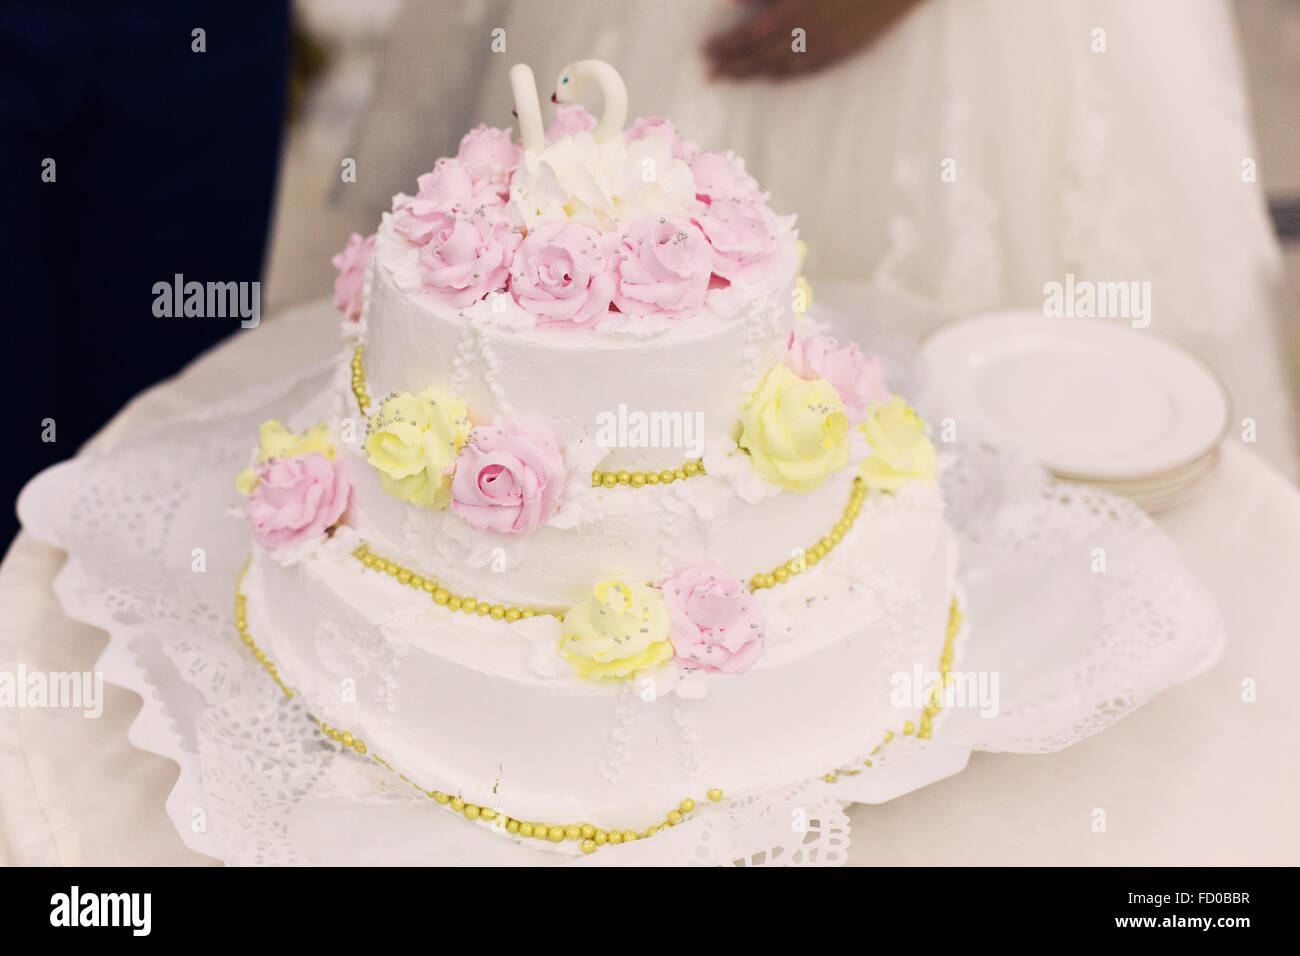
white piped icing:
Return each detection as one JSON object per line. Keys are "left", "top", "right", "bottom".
{"left": 447, "top": 316, "right": 478, "bottom": 399}
{"left": 671, "top": 696, "right": 710, "bottom": 779}
{"left": 598, "top": 682, "right": 639, "bottom": 785}
{"left": 473, "top": 322, "right": 513, "bottom": 419}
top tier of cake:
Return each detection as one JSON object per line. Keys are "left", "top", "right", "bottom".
{"left": 335, "top": 61, "right": 801, "bottom": 468}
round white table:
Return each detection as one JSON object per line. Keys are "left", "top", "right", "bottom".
{"left": 2, "top": 301, "right": 1298, "bottom": 866}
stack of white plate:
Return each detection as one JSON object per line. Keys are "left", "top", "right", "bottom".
{"left": 920, "top": 312, "right": 1231, "bottom": 512}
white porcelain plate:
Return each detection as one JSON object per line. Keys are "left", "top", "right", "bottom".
{"left": 921, "top": 312, "right": 1231, "bottom": 480}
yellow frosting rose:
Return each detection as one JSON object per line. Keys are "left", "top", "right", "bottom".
{"left": 560, "top": 579, "right": 673, "bottom": 681}
{"left": 235, "top": 420, "right": 334, "bottom": 494}
{"left": 364, "top": 388, "right": 471, "bottom": 508}
{"left": 857, "top": 397, "right": 937, "bottom": 492}
{"left": 738, "top": 364, "right": 850, "bottom": 493}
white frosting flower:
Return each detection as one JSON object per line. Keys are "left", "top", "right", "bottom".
{"left": 609, "top": 135, "right": 700, "bottom": 224}
{"left": 509, "top": 131, "right": 697, "bottom": 232}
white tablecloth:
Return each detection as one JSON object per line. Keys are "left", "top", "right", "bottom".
{"left": 3, "top": 301, "right": 1298, "bottom": 866}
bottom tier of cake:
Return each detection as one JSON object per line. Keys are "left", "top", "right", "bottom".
{"left": 239, "top": 481, "right": 958, "bottom": 842}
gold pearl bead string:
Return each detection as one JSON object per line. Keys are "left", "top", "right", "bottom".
{"left": 749, "top": 477, "right": 866, "bottom": 592}
{"left": 236, "top": 561, "right": 371, "bottom": 755}
{"left": 820, "top": 598, "right": 962, "bottom": 783}
{"left": 917, "top": 599, "right": 962, "bottom": 740}
{"left": 349, "top": 476, "right": 869, "bottom": 629}
{"left": 350, "top": 344, "right": 707, "bottom": 490}
{"left": 590, "top": 459, "right": 706, "bottom": 488}
{"left": 234, "top": 571, "right": 295, "bottom": 699}
{"left": 351, "top": 543, "right": 563, "bottom": 623}
{"left": 417, "top": 788, "right": 727, "bottom": 855}
{"left": 350, "top": 344, "right": 372, "bottom": 417}
{"left": 235, "top": 558, "right": 724, "bottom": 854}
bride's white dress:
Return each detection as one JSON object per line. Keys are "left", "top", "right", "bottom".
{"left": 346, "top": 0, "right": 1292, "bottom": 473}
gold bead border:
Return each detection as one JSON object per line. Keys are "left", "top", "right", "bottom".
{"left": 348, "top": 475, "right": 868, "bottom": 626}
{"left": 591, "top": 459, "right": 705, "bottom": 488}
{"left": 349, "top": 344, "right": 706, "bottom": 490}
{"left": 234, "top": 558, "right": 724, "bottom": 855}
{"left": 749, "top": 477, "right": 865, "bottom": 592}
{"left": 351, "top": 542, "right": 564, "bottom": 623}
{"left": 820, "top": 597, "right": 963, "bottom": 783}
{"left": 349, "top": 343, "right": 372, "bottom": 416}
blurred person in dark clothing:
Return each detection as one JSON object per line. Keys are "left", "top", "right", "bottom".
{"left": 1, "top": 1, "right": 290, "bottom": 548}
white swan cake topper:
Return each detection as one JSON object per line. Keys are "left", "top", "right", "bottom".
{"left": 509, "top": 59, "right": 628, "bottom": 153}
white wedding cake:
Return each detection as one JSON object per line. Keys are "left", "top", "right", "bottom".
{"left": 232, "top": 61, "right": 960, "bottom": 855}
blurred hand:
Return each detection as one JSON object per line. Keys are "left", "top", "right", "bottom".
{"left": 706, "top": 0, "right": 924, "bottom": 80}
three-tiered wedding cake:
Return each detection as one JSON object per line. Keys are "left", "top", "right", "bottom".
{"left": 233, "top": 61, "right": 959, "bottom": 856}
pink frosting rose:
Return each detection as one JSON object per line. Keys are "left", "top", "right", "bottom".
{"left": 626, "top": 116, "right": 700, "bottom": 161}
{"left": 330, "top": 233, "right": 375, "bottom": 322}
{"left": 693, "top": 196, "right": 784, "bottom": 288}
{"left": 690, "top": 151, "right": 762, "bottom": 205}
{"left": 508, "top": 221, "right": 616, "bottom": 327}
{"left": 611, "top": 215, "right": 712, "bottom": 320}
{"left": 450, "top": 423, "right": 566, "bottom": 534}
{"left": 244, "top": 453, "right": 351, "bottom": 553}
{"left": 417, "top": 207, "right": 521, "bottom": 308}
{"left": 394, "top": 160, "right": 503, "bottom": 244}
{"left": 661, "top": 566, "right": 766, "bottom": 674}
{"left": 456, "top": 124, "right": 520, "bottom": 198}
{"left": 545, "top": 105, "right": 597, "bottom": 143}
{"left": 784, "top": 333, "right": 891, "bottom": 423}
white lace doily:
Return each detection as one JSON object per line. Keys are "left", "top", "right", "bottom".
{"left": 17, "top": 363, "right": 1223, "bottom": 866}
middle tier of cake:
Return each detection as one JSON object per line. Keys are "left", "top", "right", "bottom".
{"left": 343, "top": 441, "right": 872, "bottom": 611}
